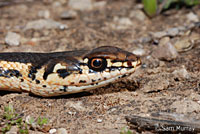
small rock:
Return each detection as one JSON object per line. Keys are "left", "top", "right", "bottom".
{"left": 167, "top": 28, "right": 179, "bottom": 37}
{"left": 113, "top": 17, "right": 133, "bottom": 30}
{"left": 172, "top": 66, "right": 190, "bottom": 79}
{"left": 177, "top": 26, "right": 187, "bottom": 32}
{"left": 93, "top": 1, "right": 106, "bottom": 8}
{"left": 151, "top": 31, "right": 167, "bottom": 39}
{"left": 38, "top": 10, "right": 50, "bottom": 19}
{"left": 60, "top": 10, "right": 77, "bottom": 19}
{"left": 132, "top": 48, "right": 145, "bottom": 56}
{"left": 139, "top": 36, "right": 152, "bottom": 43}
{"left": 174, "top": 32, "right": 199, "bottom": 52}
{"left": 5, "top": 32, "right": 21, "bottom": 46}
{"left": 97, "top": 118, "right": 103, "bottom": 123}
{"left": 24, "top": 19, "right": 68, "bottom": 30}
{"left": 66, "top": 101, "right": 85, "bottom": 111}
{"left": 5, "top": 126, "right": 18, "bottom": 134}
{"left": 52, "top": 1, "right": 62, "bottom": 8}
{"left": 171, "top": 100, "right": 200, "bottom": 113}
{"left": 186, "top": 12, "right": 199, "bottom": 22}
{"left": 141, "top": 75, "right": 170, "bottom": 93}
{"left": 68, "top": 0, "right": 93, "bottom": 11}
{"left": 174, "top": 38, "right": 193, "bottom": 52}
{"left": 49, "top": 128, "right": 57, "bottom": 134}
{"left": 135, "top": 4, "right": 144, "bottom": 9}
{"left": 68, "top": 111, "right": 76, "bottom": 115}
{"left": 117, "top": 17, "right": 132, "bottom": 26}
{"left": 159, "top": 37, "right": 170, "bottom": 46}
{"left": 57, "top": 128, "right": 68, "bottom": 134}
{"left": 130, "top": 10, "right": 146, "bottom": 21}
{"left": 152, "top": 42, "right": 178, "bottom": 61}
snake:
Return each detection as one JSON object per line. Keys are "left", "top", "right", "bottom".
{"left": 0, "top": 46, "right": 141, "bottom": 97}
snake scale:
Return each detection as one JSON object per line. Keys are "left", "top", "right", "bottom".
{"left": 0, "top": 46, "right": 141, "bottom": 97}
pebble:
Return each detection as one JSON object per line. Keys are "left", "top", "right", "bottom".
{"left": 177, "top": 26, "right": 187, "bottom": 32}
{"left": 166, "top": 28, "right": 179, "bottom": 37}
{"left": 130, "top": 10, "right": 146, "bottom": 21}
{"left": 141, "top": 75, "right": 170, "bottom": 93}
{"left": 68, "top": 0, "right": 93, "bottom": 11}
{"left": 132, "top": 48, "right": 145, "bottom": 56}
{"left": 5, "top": 126, "right": 18, "bottom": 134}
{"left": 120, "top": 18, "right": 132, "bottom": 26}
{"left": 93, "top": 1, "right": 106, "bottom": 8}
{"left": 97, "top": 118, "right": 103, "bottom": 123}
{"left": 172, "top": 66, "right": 190, "bottom": 79}
{"left": 49, "top": 128, "right": 57, "bottom": 134}
{"left": 186, "top": 12, "right": 199, "bottom": 22}
{"left": 60, "top": 10, "right": 77, "bottom": 19}
{"left": 152, "top": 41, "right": 178, "bottom": 61}
{"left": 111, "top": 17, "right": 133, "bottom": 30}
{"left": 136, "top": 36, "right": 152, "bottom": 44}
{"left": 24, "top": 19, "right": 68, "bottom": 30}
{"left": 151, "top": 31, "right": 167, "bottom": 39}
{"left": 113, "top": 17, "right": 133, "bottom": 30}
{"left": 57, "top": 128, "right": 68, "bottom": 134}
{"left": 5, "top": 32, "right": 21, "bottom": 46}
{"left": 174, "top": 38, "right": 193, "bottom": 52}
{"left": 38, "top": 10, "right": 50, "bottom": 19}
{"left": 159, "top": 37, "right": 170, "bottom": 46}
{"left": 174, "top": 32, "right": 199, "bottom": 52}
{"left": 52, "top": 1, "right": 62, "bottom": 8}
{"left": 66, "top": 101, "right": 85, "bottom": 111}
{"left": 170, "top": 100, "right": 200, "bottom": 113}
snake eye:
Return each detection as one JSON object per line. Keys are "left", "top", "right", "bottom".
{"left": 88, "top": 58, "right": 107, "bottom": 71}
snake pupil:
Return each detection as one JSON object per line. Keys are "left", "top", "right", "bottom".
{"left": 93, "top": 59, "right": 102, "bottom": 68}
{"left": 88, "top": 57, "right": 107, "bottom": 71}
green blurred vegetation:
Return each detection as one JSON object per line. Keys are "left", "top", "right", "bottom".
{"left": 142, "top": 0, "right": 200, "bottom": 17}
{"left": 1, "top": 104, "right": 49, "bottom": 134}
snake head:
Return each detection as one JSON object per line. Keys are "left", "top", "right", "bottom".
{"left": 42, "top": 46, "right": 141, "bottom": 95}
{"left": 72, "top": 46, "right": 142, "bottom": 89}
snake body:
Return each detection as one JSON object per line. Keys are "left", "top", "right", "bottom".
{"left": 0, "top": 46, "right": 141, "bottom": 97}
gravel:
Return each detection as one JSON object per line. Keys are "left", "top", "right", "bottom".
{"left": 132, "top": 48, "right": 145, "bottom": 56}
{"left": 186, "top": 12, "right": 199, "bottom": 22}
{"left": 172, "top": 66, "right": 190, "bottom": 79}
{"left": 68, "top": 0, "right": 93, "bottom": 11}
{"left": 57, "top": 128, "right": 68, "bottom": 134}
{"left": 49, "top": 128, "right": 57, "bottom": 134}
{"left": 24, "top": 19, "right": 68, "bottom": 30}
{"left": 167, "top": 28, "right": 179, "bottom": 37}
{"left": 60, "top": 10, "right": 77, "bottom": 19}
{"left": 5, "top": 32, "right": 21, "bottom": 46}
{"left": 152, "top": 41, "right": 178, "bottom": 61}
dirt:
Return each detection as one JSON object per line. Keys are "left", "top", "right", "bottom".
{"left": 0, "top": 0, "right": 200, "bottom": 134}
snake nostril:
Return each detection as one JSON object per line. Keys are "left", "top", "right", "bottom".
{"left": 127, "top": 61, "right": 132, "bottom": 67}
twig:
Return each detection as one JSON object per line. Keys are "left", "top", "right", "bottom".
{"left": 125, "top": 113, "right": 200, "bottom": 133}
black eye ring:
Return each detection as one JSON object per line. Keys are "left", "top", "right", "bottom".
{"left": 88, "top": 57, "right": 107, "bottom": 71}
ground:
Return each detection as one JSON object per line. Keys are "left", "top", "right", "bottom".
{"left": 0, "top": 0, "right": 200, "bottom": 134}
